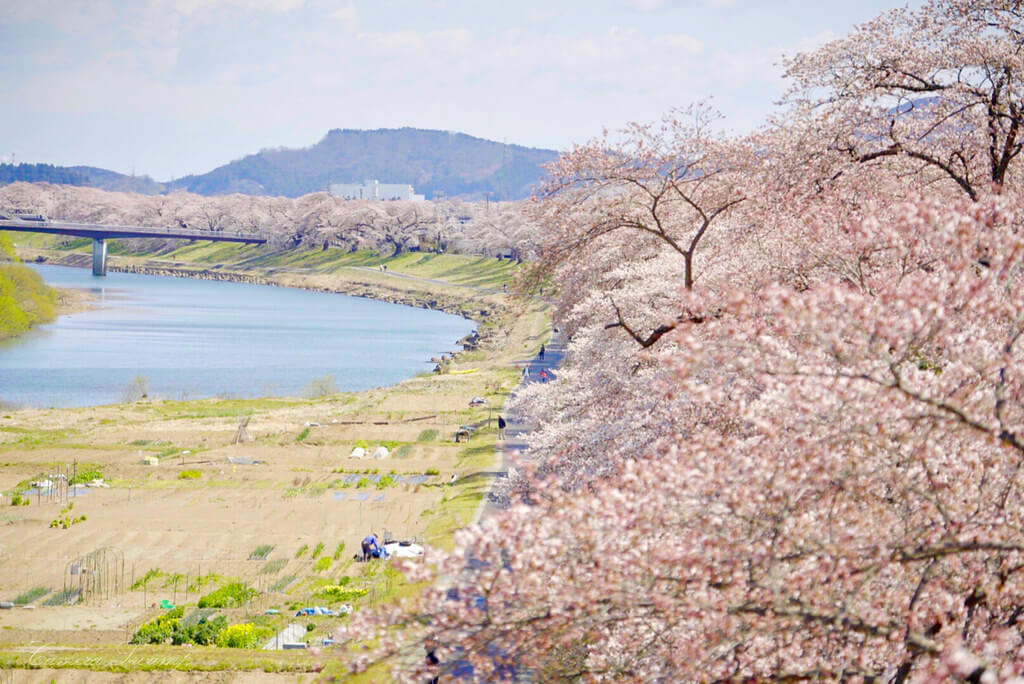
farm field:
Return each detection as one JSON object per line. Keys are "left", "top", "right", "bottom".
{"left": 0, "top": 247, "right": 550, "bottom": 678}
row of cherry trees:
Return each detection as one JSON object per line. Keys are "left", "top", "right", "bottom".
{"left": 345, "top": 1, "right": 1024, "bottom": 681}
{"left": 0, "top": 181, "right": 535, "bottom": 259}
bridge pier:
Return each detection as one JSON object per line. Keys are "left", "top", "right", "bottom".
{"left": 91, "top": 238, "right": 107, "bottom": 276}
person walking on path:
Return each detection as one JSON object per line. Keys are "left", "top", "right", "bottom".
{"left": 497, "top": 415, "right": 507, "bottom": 440}
{"left": 539, "top": 344, "right": 545, "bottom": 361}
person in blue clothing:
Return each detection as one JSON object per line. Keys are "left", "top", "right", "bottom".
{"left": 539, "top": 344, "right": 545, "bottom": 360}
{"left": 361, "top": 532, "right": 380, "bottom": 561}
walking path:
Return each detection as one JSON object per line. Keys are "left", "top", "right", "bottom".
{"left": 472, "top": 331, "right": 566, "bottom": 524}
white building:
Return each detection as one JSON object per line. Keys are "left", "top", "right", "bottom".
{"left": 329, "top": 179, "right": 424, "bottom": 201}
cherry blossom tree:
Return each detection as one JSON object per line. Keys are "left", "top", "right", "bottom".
{"left": 346, "top": 190, "right": 1024, "bottom": 683}
{"left": 534, "top": 104, "right": 750, "bottom": 349}
{"left": 781, "top": 0, "right": 1024, "bottom": 200}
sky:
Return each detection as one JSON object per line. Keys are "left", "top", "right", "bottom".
{"left": 0, "top": 0, "right": 917, "bottom": 182}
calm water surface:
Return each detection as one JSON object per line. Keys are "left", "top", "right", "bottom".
{"left": 0, "top": 264, "right": 474, "bottom": 407}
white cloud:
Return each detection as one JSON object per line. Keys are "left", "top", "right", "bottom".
{"left": 330, "top": 3, "right": 358, "bottom": 31}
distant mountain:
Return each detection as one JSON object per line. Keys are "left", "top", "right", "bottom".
{"left": 0, "top": 163, "right": 164, "bottom": 195}
{"left": 0, "top": 163, "right": 92, "bottom": 188}
{"left": 0, "top": 128, "right": 560, "bottom": 200}
{"left": 67, "top": 166, "right": 165, "bottom": 195}
{"left": 167, "top": 128, "right": 559, "bottom": 200}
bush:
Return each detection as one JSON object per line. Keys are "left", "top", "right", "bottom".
{"left": 332, "top": 542, "right": 346, "bottom": 560}
{"left": 121, "top": 375, "right": 149, "bottom": 403}
{"left": 178, "top": 469, "right": 201, "bottom": 480}
{"left": 269, "top": 574, "right": 296, "bottom": 592}
{"left": 314, "top": 584, "right": 368, "bottom": 602}
{"left": 355, "top": 477, "right": 370, "bottom": 489}
{"left": 296, "top": 427, "right": 310, "bottom": 442}
{"left": 197, "top": 581, "right": 257, "bottom": 608}
{"left": 215, "top": 622, "right": 274, "bottom": 649}
{"left": 416, "top": 429, "right": 438, "bottom": 442}
{"left": 248, "top": 544, "right": 274, "bottom": 560}
{"left": 186, "top": 615, "right": 228, "bottom": 646}
{"left": 306, "top": 622, "right": 316, "bottom": 632}
{"left": 314, "top": 557, "right": 332, "bottom": 572}
{"left": 377, "top": 475, "right": 396, "bottom": 489}
{"left": 12, "top": 586, "right": 50, "bottom": 605}
{"left": 260, "top": 559, "right": 287, "bottom": 574}
{"left": 69, "top": 467, "right": 103, "bottom": 485}
{"left": 131, "top": 607, "right": 185, "bottom": 644}
{"left": 43, "top": 588, "right": 78, "bottom": 606}
{"left": 425, "top": 468, "right": 440, "bottom": 476}
{"left": 311, "top": 542, "right": 325, "bottom": 559}
{"left": 295, "top": 544, "right": 308, "bottom": 559}
{"left": 131, "top": 568, "right": 164, "bottom": 591}
{"left": 303, "top": 374, "right": 337, "bottom": 399}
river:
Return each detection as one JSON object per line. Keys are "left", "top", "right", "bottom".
{"left": 0, "top": 264, "right": 475, "bottom": 408}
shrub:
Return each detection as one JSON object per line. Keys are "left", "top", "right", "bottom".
{"left": 9, "top": 494, "right": 23, "bottom": 506}
{"left": 314, "top": 585, "right": 368, "bottom": 602}
{"left": 269, "top": 574, "right": 296, "bottom": 592}
{"left": 295, "top": 544, "right": 308, "bottom": 559}
{"left": 215, "top": 622, "right": 274, "bottom": 649}
{"left": 186, "top": 615, "right": 228, "bottom": 646}
{"left": 303, "top": 374, "right": 337, "bottom": 398}
{"left": 314, "top": 557, "right": 332, "bottom": 573}
{"left": 416, "top": 429, "right": 438, "bottom": 442}
{"left": 376, "top": 475, "right": 396, "bottom": 489}
{"left": 69, "top": 467, "right": 103, "bottom": 486}
{"left": 354, "top": 439, "right": 369, "bottom": 449}
{"left": 248, "top": 544, "right": 274, "bottom": 560}
{"left": 306, "top": 622, "right": 316, "bottom": 632}
{"left": 131, "top": 607, "right": 184, "bottom": 644}
{"left": 425, "top": 468, "right": 440, "bottom": 476}
{"left": 12, "top": 586, "right": 50, "bottom": 605}
{"left": 332, "top": 542, "right": 346, "bottom": 560}
{"left": 131, "top": 568, "right": 164, "bottom": 591}
{"left": 178, "top": 469, "right": 201, "bottom": 480}
{"left": 296, "top": 428, "right": 310, "bottom": 442}
{"left": 355, "top": 477, "right": 370, "bottom": 489}
{"left": 260, "top": 559, "right": 287, "bottom": 574}
{"left": 187, "top": 572, "right": 222, "bottom": 592}
{"left": 311, "top": 542, "right": 325, "bottom": 559}
{"left": 43, "top": 588, "right": 78, "bottom": 606}
{"left": 197, "top": 581, "right": 257, "bottom": 608}
{"left": 121, "top": 375, "right": 149, "bottom": 403}
{"left": 394, "top": 444, "right": 412, "bottom": 458}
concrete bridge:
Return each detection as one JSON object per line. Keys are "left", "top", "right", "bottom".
{"left": 0, "top": 212, "right": 267, "bottom": 275}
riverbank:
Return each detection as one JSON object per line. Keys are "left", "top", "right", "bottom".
{"left": 17, "top": 246, "right": 514, "bottom": 356}
{"left": 0, "top": 245, "right": 550, "bottom": 680}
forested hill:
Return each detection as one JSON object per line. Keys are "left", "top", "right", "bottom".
{"left": 167, "top": 128, "right": 559, "bottom": 200}
{"left": 0, "top": 163, "right": 164, "bottom": 195}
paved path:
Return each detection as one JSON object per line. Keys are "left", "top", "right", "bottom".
{"left": 473, "top": 332, "right": 566, "bottom": 524}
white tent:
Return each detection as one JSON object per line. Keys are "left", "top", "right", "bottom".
{"left": 371, "top": 446, "right": 389, "bottom": 460}
{"left": 349, "top": 447, "right": 366, "bottom": 459}
{"left": 384, "top": 541, "right": 424, "bottom": 558}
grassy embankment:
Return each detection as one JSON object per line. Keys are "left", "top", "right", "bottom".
{"left": 0, "top": 233, "right": 57, "bottom": 340}
{"left": 0, "top": 234, "right": 551, "bottom": 679}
